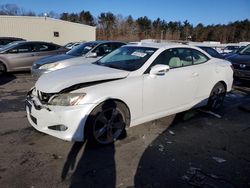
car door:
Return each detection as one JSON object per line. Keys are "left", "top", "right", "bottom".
{"left": 190, "top": 49, "right": 213, "bottom": 100}
{"left": 6, "top": 43, "right": 37, "bottom": 71}
{"left": 143, "top": 48, "right": 199, "bottom": 116}
{"left": 32, "top": 43, "right": 61, "bottom": 59}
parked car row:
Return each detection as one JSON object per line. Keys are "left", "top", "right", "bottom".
{"left": 32, "top": 41, "right": 126, "bottom": 77}
{"left": 64, "top": 42, "right": 81, "bottom": 50}
{"left": 0, "top": 40, "right": 126, "bottom": 75}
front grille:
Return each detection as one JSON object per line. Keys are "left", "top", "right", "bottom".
{"left": 37, "top": 91, "right": 55, "bottom": 104}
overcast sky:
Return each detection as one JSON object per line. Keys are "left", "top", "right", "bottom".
{"left": 1, "top": 0, "right": 250, "bottom": 25}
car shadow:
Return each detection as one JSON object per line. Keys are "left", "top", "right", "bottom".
{"left": 133, "top": 89, "right": 250, "bottom": 188}
{"left": 133, "top": 109, "right": 238, "bottom": 188}
{"left": 65, "top": 141, "right": 116, "bottom": 188}
{"left": 61, "top": 101, "right": 127, "bottom": 188}
{"left": 0, "top": 73, "right": 16, "bottom": 85}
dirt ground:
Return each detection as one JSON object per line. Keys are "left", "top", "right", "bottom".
{"left": 0, "top": 72, "right": 250, "bottom": 188}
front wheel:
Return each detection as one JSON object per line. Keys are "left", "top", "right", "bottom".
{"left": 85, "top": 100, "right": 130, "bottom": 145}
{"left": 206, "top": 82, "right": 226, "bottom": 111}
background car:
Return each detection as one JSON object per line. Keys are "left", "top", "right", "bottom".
{"left": 0, "top": 37, "right": 25, "bottom": 48}
{"left": 226, "top": 45, "right": 250, "bottom": 81}
{"left": 31, "top": 41, "right": 126, "bottom": 77}
{"left": 64, "top": 42, "right": 81, "bottom": 50}
{"left": 197, "top": 46, "right": 224, "bottom": 59}
{"left": 223, "top": 46, "right": 246, "bottom": 58}
{"left": 221, "top": 45, "right": 240, "bottom": 55}
{"left": 0, "top": 41, "right": 67, "bottom": 74}
{"left": 26, "top": 43, "right": 233, "bottom": 145}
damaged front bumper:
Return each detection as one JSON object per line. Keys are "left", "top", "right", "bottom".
{"left": 25, "top": 91, "right": 94, "bottom": 141}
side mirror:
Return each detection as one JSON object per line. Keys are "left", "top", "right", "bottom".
{"left": 149, "top": 64, "right": 170, "bottom": 77}
{"left": 87, "top": 52, "right": 97, "bottom": 58}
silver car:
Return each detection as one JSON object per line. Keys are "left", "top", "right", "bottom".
{"left": 31, "top": 41, "right": 126, "bottom": 77}
{"left": 0, "top": 41, "right": 67, "bottom": 74}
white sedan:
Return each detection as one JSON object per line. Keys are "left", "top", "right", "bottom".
{"left": 26, "top": 43, "right": 233, "bottom": 145}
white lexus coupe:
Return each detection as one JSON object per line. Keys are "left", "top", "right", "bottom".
{"left": 26, "top": 43, "right": 233, "bottom": 145}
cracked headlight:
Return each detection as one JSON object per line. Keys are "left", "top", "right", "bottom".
{"left": 39, "top": 63, "right": 59, "bottom": 70}
{"left": 49, "top": 93, "right": 86, "bottom": 106}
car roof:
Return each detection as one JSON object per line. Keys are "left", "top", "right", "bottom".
{"left": 15, "top": 41, "right": 53, "bottom": 44}
{"left": 126, "top": 42, "right": 194, "bottom": 49}
{"left": 9, "top": 41, "right": 61, "bottom": 47}
{"left": 0, "top": 37, "right": 24, "bottom": 40}
{"left": 125, "top": 42, "right": 213, "bottom": 58}
{"left": 197, "top": 46, "right": 212, "bottom": 49}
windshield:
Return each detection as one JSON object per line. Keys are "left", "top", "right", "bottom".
{"left": 0, "top": 42, "right": 19, "bottom": 51}
{"left": 239, "top": 45, "right": 250, "bottom": 55}
{"left": 66, "top": 42, "right": 98, "bottom": 56}
{"left": 95, "top": 46, "right": 157, "bottom": 71}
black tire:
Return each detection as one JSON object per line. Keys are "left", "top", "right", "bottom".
{"left": 0, "top": 62, "right": 6, "bottom": 75}
{"left": 85, "top": 100, "right": 130, "bottom": 145}
{"left": 207, "top": 82, "right": 226, "bottom": 111}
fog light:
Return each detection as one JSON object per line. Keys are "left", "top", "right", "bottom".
{"left": 48, "top": 125, "right": 68, "bottom": 131}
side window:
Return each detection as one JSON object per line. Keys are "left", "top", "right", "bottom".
{"left": 1, "top": 39, "right": 12, "bottom": 45}
{"left": 202, "top": 47, "right": 218, "bottom": 57}
{"left": 15, "top": 44, "right": 33, "bottom": 53}
{"left": 47, "top": 44, "right": 60, "bottom": 51}
{"left": 112, "top": 43, "right": 125, "bottom": 50}
{"left": 94, "top": 43, "right": 113, "bottom": 56}
{"left": 149, "top": 48, "right": 195, "bottom": 71}
{"left": 147, "top": 48, "right": 208, "bottom": 73}
{"left": 33, "top": 43, "right": 49, "bottom": 52}
{"left": 192, "top": 49, "right": 209, "bottom": 65}
{"left": 150, "top": 50, "right": 171, "bottom": 67}
{"left": 147, "top": 49, "right": 178, "bottom": 72}
{"left": 175, "top": 48, "right": 193, "bottom": 67}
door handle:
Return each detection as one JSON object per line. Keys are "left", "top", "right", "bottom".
{"left": 191, "top": 72, "right": 199, "bottom": 77}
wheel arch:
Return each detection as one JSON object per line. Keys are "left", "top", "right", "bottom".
{"left": 83, "top": 98, "right": 131, "bottom": 141}
{"left": 0, "top": 60, "right": 7, "bottom": 72}
{"left": 217, "top": 80, "right": 227, "bottom": 91}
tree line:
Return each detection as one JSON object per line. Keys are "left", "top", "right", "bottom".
{"left": 1, "top": 4, "right": 250, "bottom": 43}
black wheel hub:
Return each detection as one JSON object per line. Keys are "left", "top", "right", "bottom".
{"left": 93, "top": 108, "right": 125, "bottom": 144}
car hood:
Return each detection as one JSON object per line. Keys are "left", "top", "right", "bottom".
{"left": 35, "top": 64, "right": 130, "bottom": 93}
{"left": 35, "top": 54, "right": 75, "bottom": 66}
{"left": 226, "top": 54, "right": 250, "bottom": 64}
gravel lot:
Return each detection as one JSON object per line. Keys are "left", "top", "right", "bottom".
{"left": 0, "top": 72, "right": 250, "bottom": 188}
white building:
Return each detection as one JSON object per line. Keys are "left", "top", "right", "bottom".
{"left": 0, "top": 15, "right": 96, "bottom": 45}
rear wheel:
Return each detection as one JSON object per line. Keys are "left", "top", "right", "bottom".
{"left": 207, "top": 82, "right": 226, "bottom": 111}
{"left": 0, "top": 62, "right": 6, "bottom": 75}
{"left": 86, "top": 100, "right": 130, "bottom": 145}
